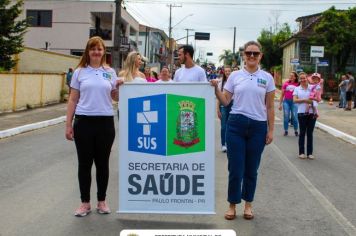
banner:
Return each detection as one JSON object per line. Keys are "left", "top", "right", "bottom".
{"left": 118, "top": 83, "right": 215, "bottom": 214}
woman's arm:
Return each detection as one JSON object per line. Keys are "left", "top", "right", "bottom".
{"left": 65, "top": 89, "right": 80, "bottom": 141}
{"left": 210, "top": 79, "right": 233, "bottom": 107}
{"left": 293, "top": 95, "right": 311, "bottom": 104}
{"left": 266, "top": 91, "right": 275, "bottom": 145}
{"left": 278, "top": 89, "right": 285, "bottom": 111}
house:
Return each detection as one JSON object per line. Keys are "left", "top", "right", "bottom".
{"left": 138, "top": 25, "right": 170, "bottom": 71}
{"left": 281, "top": 12, "right": 356, "bottom": 95}
{"left": 18, "top": 0, "right": 140, "bottom": 67}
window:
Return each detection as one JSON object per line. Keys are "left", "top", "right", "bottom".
{"left": 300, "top": 43, "right": 311, "bottom": 63}
{"left": 27, "top": 10, "right": 52, "bottom": 27}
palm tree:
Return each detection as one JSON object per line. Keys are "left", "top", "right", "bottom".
{"left": 219, "top": 49, "right": 233, "bottom": 66}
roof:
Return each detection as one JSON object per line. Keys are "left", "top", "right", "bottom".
{"left": 281, "top": 15, "right": 321, "bottom": 48}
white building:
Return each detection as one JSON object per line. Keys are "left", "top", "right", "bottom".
{"left": 138, "top": 24, "right": 169, "bottom": 70}
{"left": 18, "top": 0, "right": 140, "bottom": 66}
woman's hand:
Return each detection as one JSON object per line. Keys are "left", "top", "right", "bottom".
{"left": 278, "top": 104, "right": 282, "bottom": 111}
{"left": 210, "top": 79, "right": 219, "bottom": 88}
{"left": 217, "top": 109, "right": 222, "bottom": 120}
{"left": 66, "top": 126, "right": 74, "bottom": 141}
{"left": 115, "top": 79, "right": 124, "bottom": 88}
{"left": 265, "top": 130, "right": 274, "bottom": 145}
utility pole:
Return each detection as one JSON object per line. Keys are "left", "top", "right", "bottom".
{"left": 167, "top": 4, "right": 182, "bottom": 70}
{"left": 233, "top": 26, "right": 236, "bottom": 54}
{"left": 112, "top": 0, "right": 122, "bottom": 71}
{"left": 185, "top": 28, "right": 194, "bottom": 45}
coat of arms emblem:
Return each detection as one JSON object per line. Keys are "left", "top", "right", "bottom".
{"left": 174, "top": 100, "right": 200, "bottom": 147}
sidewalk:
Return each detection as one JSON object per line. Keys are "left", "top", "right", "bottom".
{"left": 1, "top": 99, "right": 356, "bottom": 144}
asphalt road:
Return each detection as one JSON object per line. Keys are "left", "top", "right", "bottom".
{"left": 0, "top": 116, "right": 355, "bottom": 236}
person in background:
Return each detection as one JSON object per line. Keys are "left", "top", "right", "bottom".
{"left": 65, "top": 36, "right": 119, "bottom": 217}
{"left": 66, "top": 68, "right": 74, "bottom": 94}
{"left": 217, "top": 66, "right": 232, "bottom": 152}
{"left": 306, "top": 73, "right": 322, "bottom": 118}
{"left": 144, "top": 66, "right": 157, "bottom": 82}
{"left": 157, "top": 66, "right": 174, "bottom": 83}
{"left": 119, "top": 52, "right": 146, "bottom": 83}
{"left": 293, "top": 72, "right": 320, "bottom": 160}
{"left": 278, "top": 71, "right": 299, "bottom": 136}
{"left": 338, "top": 74, "right": 348, "bottom": 108}
{"left": 211, "top": 41, "right": 275, "bottom": 221}
{"left": 174, "top": 45, "right": 207, "bottom": 82}
{"left": 345, "top": 72, "right": 354, "bottom": 111}
{"left": 346, "top": 71, "right": 355, "bottom": 109}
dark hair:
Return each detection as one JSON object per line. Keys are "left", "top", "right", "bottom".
{"left": 152, "top": 71, "right": 158, "bottom": 79}
{"left": 290, "top": 71, "right": 299, "bottom": 84}
{"left": 347, "top": 71, "right": 353, "bottom": 76}
{"left": 179, "top": 45, "right": 194, "bottom": 58}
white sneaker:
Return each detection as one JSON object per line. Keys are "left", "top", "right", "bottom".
{"left": 221, "top": 145, "right": 227, "bottom": 152}
{"left": 308, "top": 155, "right": 315, "bottom": 160}
{"left": 298, "top": 154, "right": 306, "bottom": 159}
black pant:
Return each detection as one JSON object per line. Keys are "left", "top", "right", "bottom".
{"left": 73, "top": 115, "right": 115, "bottom": 202}
{"left": 297, "top": 113, "right": 316, "bottom": 156}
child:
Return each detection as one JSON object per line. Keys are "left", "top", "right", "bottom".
{"left": 307, "top": 73, "right": 322, "bottom": 117}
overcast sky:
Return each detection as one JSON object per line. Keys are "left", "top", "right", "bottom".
{"left": 122, "top": 0, "right": 356, "bottom": 65}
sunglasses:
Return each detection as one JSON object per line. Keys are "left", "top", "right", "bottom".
{"left": 245, "top": 51, "right": 261, "bottom": 57}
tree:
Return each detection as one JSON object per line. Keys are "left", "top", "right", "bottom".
{"left": 257, "top": 23, "right": 292, "bottom": 71}
{"left": 311, "top": 6, "right": 356, "bottom": 72}
{"left": 219, "top": 49, "right": 233, "bottom": 66}
{"left": 0, "top": 0, "right": 28, "bottom": 71}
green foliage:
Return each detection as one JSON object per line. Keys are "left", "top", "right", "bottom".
{"left": 218, "top": 49, "right": 240, "bottom": 66}
{"left": 257, "top": 23, "right": 292, "bottom": 70}
{"left": 0, "top": 0, "right": 28, "bottom": 71}
{"left": 311, "top": 6, "right": 356, "bottom": 72}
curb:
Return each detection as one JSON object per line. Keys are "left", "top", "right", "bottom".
{"left": 316, "top": 121, "right": 356, "bottom": 145}
{"left": 0, "top": 116, "right": 66, "bottom": 139}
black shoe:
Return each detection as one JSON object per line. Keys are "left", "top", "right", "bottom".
{"left": 284, "top": 131, "right": 288, "bottom": 136}
{"left": 295, "top": 131, "right": 299, "bottom": 136}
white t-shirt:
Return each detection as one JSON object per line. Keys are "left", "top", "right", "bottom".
{"left": 224, "top": 68, "right": 275, "bottom": 121}
{"left": 173, "top": 65, "right": 207, "bottom": 82}
{"left": 156, "top": 79, "right": 175, "bottom": 83}
{"left": 293, "top": 84, "right": 320, "bottom": 113}
{"left": 131, "top": 77, "right": 147, "bottom": 83}
{"left": 71, "top": 66, "right": 118, "bottom": 116}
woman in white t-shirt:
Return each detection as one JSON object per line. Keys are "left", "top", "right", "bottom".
{"left": 66, "top": 36, "right": 119, "bottom": 217}
{"left": 211, "top": 41, "right": 275, "bottom": 221}
{"left": 293, "top": 72, "right": 320, "bottom": 160}
{"left": 157, "top": 66, "right": 174, "bottom": 83}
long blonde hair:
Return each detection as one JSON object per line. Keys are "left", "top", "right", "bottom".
{"left": 120, "top": 51, "right": 141, "bottom": 82}
{"left": 77, "top": 36, "right": 107, "bottom": 68}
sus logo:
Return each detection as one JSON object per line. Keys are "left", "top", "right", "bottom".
{"left": 128, "top": 94, "right": 205, "bottom": 156}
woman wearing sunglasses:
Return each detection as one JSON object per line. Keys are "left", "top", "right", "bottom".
{"left": 211, "top": 41, "right": 275, "bottom": 220}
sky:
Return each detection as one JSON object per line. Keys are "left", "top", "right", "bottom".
{"left": 121, "top": 0, "right": 356, "bottom": 65}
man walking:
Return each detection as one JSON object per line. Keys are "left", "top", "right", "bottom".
{"left": 173, "top": 45, "right": 207, "bottom": 82}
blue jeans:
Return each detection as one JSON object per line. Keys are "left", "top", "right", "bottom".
{"left": 226, "top": 114, "right": 267, "bottom": 204}
{"left": 339, "top": 91, "right": 346, "bottom": 108}
{"left": 283, "top": 99, "right": 298, "bottom": 132}
{"left": 297, "top": 113, "right": 316, "bottom": 155}
{"left": 219, "top": 102, "right": 232, "bottom": 146}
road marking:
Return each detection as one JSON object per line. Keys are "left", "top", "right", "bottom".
{"left": 269, "top": 143, "right": 356, "bottom": 236}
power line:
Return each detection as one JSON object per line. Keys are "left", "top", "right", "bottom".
{"left": 125, "top": 0, "right": 356, "bottom": 6}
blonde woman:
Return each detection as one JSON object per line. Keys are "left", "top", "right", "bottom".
{"left": 119, "top": 51, "right": 146, "bottom": 82}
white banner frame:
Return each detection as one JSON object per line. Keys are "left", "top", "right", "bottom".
{"left": 118, "top": 83, "right": 215, "bottom": 214}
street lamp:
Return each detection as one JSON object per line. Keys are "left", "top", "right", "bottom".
{"left": 169, "top": 13, "right": 194, "bottom": 69}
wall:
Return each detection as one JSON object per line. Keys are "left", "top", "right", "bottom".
{"left": 15, "top": 47, "right": 80, "bottom": 73}
{"left": 0, "top": 73, "right": 65, "bottom": 113}
{"left": 282, "top": 41, "right": 296, "bottom": 82}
